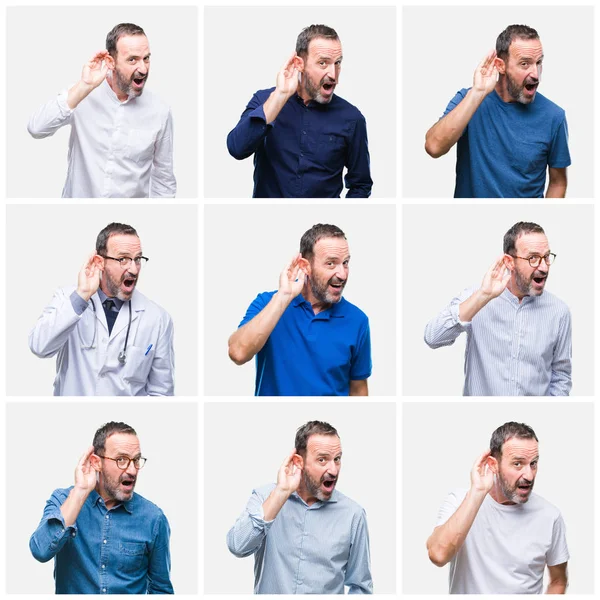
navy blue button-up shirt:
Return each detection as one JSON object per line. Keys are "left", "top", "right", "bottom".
{"left": 227, "top": 88, "right": 372, "bottom": 198}
{"left": 30, "top": 488, "right": 173, "bottom": 594}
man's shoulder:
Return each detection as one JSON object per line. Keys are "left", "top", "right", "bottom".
{"left": 336, "top": 297, "right": 369, "bottom": 322}
{"left": 331, "top": 488, "right": 366, "bottom": 515}
{"left": 130, "top": 492, "right": 168, "bottom": 519}
{"left": 533, "top": 92, "right": 566, "bottom": 118}
{"left": 254, "top": 482, "right": 277, "bottom": 499}
{"left": 331, "top": 94, "right": 366, "bottom": 120}
{"left": 253, "top": 87, "right": 276, "bottom": 101}
{"left": 135, "top": 88, "right": 171, "bottom": 115}
{"left": 536, "top": 290, "right": 570, "bottom": 314}
{"left": 526, "top": 492, "right": 563, "bottom": 519}
{"left": 132, "top": 289, "right": 172, "bottom": 322}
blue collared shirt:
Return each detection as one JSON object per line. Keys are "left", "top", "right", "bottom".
{"left": 424, "top": 287, "right": 572, "bottom": 395}
{"left": 239, "top": 292, "right": 372, "bottom": 396}
{"left": 227, "top": 88, "right": 372, "bottom": 198}
{"left": 227, "top": 483, "right": 372, "bottom": 594}
{"left": 30, "top": 487, "right": 173, "bottom": 594}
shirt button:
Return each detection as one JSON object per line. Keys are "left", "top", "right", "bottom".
{"left": 105, "top": 515, "right": 109, "bottom": 519}
{"left": 102, "top": 565, "right": 106, "bottom": 569}
{"left": 71, "top": 532, "right": 76, "bottom": 537}
{"left": 102, "top": 588, "right": 106, "bottom": 593}
{"left": 302, "top": 130, "right": 306, "bottom": 135}
{"left": 103, "top": 539, "right": 107, "bottom": 544}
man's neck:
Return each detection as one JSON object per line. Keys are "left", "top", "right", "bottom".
{"left": 296, "top": 484, "right": 318, "bottom": 506}
{"left": 489, "top": 483, "right": 516, "bottom": 506}
{"left": 302, "top": 283, "right": 332, "bottom": 315}
{"left": 106, "top": 72, "right": 129, "bottom": 102}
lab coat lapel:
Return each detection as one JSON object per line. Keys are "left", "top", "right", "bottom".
{"left": 90, "top": 294, "right": 109, "bottom": 333}
{"left": 109, "top": 291, "right": 145, "bottom": 338}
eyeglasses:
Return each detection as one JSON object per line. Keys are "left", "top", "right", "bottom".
{"left": 102, "top": 256, "right": 149, "bottom": 268}
{"left": 97, "top": 455, "right": 147, "bottom": 470}
{"left": 510, "top": 253, "right": 556, "bottom": 268}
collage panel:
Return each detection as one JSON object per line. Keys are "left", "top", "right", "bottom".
{"left": 204, "top": 203, "right": 396, "bottom": 397}
{"left": 403, "top": 203, "right": 594, "bottom": 396}
{"left": 402, "top": 5, "right": 593, "bottom": 198}
{"left": 204, "top": 5, "right": 396, "bottom": 198}
{"left": 7, "top": 5, "right": 198, "bottom": 198}
{"left": 5, "top": 401, "right": 198, "bottom": 594}
{"left": 402, "top": 401, "right": 594, "bottom": 594}
{"left": 204, "top": 401, "right": 396, "bottom": 594}
{"left": 6, "top": 204, "right": 198, "bottom": 397}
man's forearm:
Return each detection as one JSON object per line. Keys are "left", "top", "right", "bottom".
{"left": 67, "top": 80, "right": 97, "bottom": 110}
{"left": 425, "top": 88, "right": 487, "bottom": 158}
{"left": 228, "top": 292, "right": 292, "bottom": 365}
{"left": 458, "top": 288, "right": 494, "bottom": 323}
{"left": 545, "top": 181, "right": 567, "bottom": 198}
{"left": 60, "top": 487, "right": 90, "bottom": 527}
{"left": 546, "top": 580, "right": 567, "bottom": 594}
{"left": 263, "top": 89, "right": 292, "bottom": 124}
{"left": 427, "top": 488, "right": 487, "bottom": 567}
{"left": 262, "top": 487, "right": 290, "bottom": 521}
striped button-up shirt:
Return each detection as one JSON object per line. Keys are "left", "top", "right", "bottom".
{"left": 227, "top": 483, "right": 372, "bottom": 594}
{"left": 424, "top": 287, "right": 572, "bottom": 396}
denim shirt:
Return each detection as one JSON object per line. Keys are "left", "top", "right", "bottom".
{"left": 30, "top": 487, "right": 173, "bottom": 594}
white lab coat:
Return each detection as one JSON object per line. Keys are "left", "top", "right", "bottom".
{"left": 29, "top": 287, "right": 174, "bottom": 396}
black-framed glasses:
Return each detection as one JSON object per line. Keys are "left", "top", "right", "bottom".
{"left": 102, "top": 256, "right": 149, "bottom": 268}
{"left": 97, "top": 455, "right": 147, "bottom": 470}
{"left": 510, "top": 253, "right": 556, "bottom": 268}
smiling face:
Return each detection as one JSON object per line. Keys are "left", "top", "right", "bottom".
{"left": 100, "top": 233, "right": 143, "bottom": 301}
{"left": 305, "top": 236, "right": 350, "bottom": 305}
{"left": 109, "top": 34, "right": 151, "bottom": 100}
{"left": 299, "top": 37, "right": 343, "bottom": 104}
{"left": 494, "top": 437, "right": 539, "bottom": 504}
{"left": 500, "top": 38, "right": 544, "bottom": 104}
{"left": 96, "top": 433, "right": 141, "bottom": 508}
{"left": 299, "top": 434, "right": 342, "bottom": 504}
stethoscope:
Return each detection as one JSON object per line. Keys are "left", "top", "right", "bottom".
{"left": 79, "top": 298, "right": 133, "bottom": 364}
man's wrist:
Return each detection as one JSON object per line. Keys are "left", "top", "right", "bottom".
{"left": 76, "top": 288, "right": 93, "bottom": 302}
{"left": 273, "top": 290, "right": 294, "bottom": 310}
{"left": 70, "top": 485, "right": 92, "bottom": 503}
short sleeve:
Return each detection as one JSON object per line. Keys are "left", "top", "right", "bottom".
{"left": 546, "top": 513, "right": 570, "bottom": 567}
{"left": 548, "top": 115, "right": 571, "bottom": 168}
{"left": 350, "top": 318, "right": 372, "bottom": 380}
{"left": 238, "top": 292, "right": 273, "bottom": 328}
{"left": 435, "top": 489, "right": 466, "bottom": 527}
{"left": 442, "top": 89, "right": 469, "bottom": 119}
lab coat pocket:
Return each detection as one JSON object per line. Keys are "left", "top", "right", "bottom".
{"left": 121, "top": 345, "right": 154, "bottom": 384}
{"left": 126, "top": 129, "right": 156, "bottom": 164}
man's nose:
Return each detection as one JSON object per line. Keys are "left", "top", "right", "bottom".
{"left": 326, "top": 63, "right": 336, "bottom": 81}
{"left": 523, "top": 464, "right": 534, "bottom": 481}
{"left": 529, "top": 64, "right": 539, "bottom": 80}
{"left": 334, "top": 265, "right": 347, "bottom": 280}
{"left": 137, "top": 61, "right": 148, "bottom": 75}
{"left": 128, "top": 260, "right": 141, "bottom": 274}
{"left": 328, "top": 461, "right": 340, "bottom": 475}
{"left": 125, "top": 461, "right": 137, "bottom": 476}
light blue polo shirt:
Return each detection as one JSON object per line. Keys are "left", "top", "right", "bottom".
{"left": 239, "top": 291, "right": 372, "bottom": 396}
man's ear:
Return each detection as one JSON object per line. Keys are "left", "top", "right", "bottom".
{"left": 495, "top": 56, "right": 506, "bottom": 75}
{"left": 105, "top": 53, "right": 115, "bottom": 70}
{"left": 294, "top": 54, "right": 304, "bottom": 73}
{"left": 292, "top": 453, "right": 304, "bottom": 470}
{"left": 487, "top": 455, "right": 499, "bottom": 474}
{"left": 90, "top": 453, "right": 102, "bottom": 472}
{"left": 503, "top": 253, "right": 514, "bottom": 272}
{"left": 298, "top": 257, "right": 310, "bottom": 275}
{"left": 93, "top": 254, "right": 104, "bottom": 270}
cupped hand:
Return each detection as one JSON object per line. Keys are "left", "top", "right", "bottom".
{"left": 473, "top": 50, "right": 498, "bottom": 96}
{"left": 275, "top": 52, "right": 299, "bottom": 98}
{"left": 76, "top": 253, "right": 101, "bottom": 301}
{"left": 81, "top": 50, "right": 109, "bottom": 88}
{"left": 278, "top": 253, "right": 306, "bottom": 299}
{"left": 74, "top": 445, "right": 97, "bottom": 494}
{"left": 275, "top": 448, "right": 302, "bottom": 495}
{"left": 479, "top": 255, "right": 510, "bottom": 300}
{"left": 470, "top": 450, "right": 494, "bottom": 494}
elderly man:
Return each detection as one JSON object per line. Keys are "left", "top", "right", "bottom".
{"left": 29, "top": 222, "right": 174, "bottom": 395}
{"left": 28, "top": 23, "right": 176, "bottom": 197}
{"left": 425, "top": 24, "right": 570, "bottom": 198}
{"left": 427, "top": 422, "right": 569, "bottom": 594}
{"left": 425, "top": 221, "right": 571, "bottom": 395}
{"left": 227, "top": 421, "right": 372, "bottom": 594}
{"left": 228, "top": 223, "right": 371, "bottom": 396}
{"left": 30, "top": 422, "right": 173, "bottom": 594}
{"left": 227, "top": 24, "right": 372, "bottom": 198}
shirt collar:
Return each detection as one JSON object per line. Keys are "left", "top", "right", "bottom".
{"left": 97, "top": 288, "right": 124, "bottom": 311}
{"left": 502, "top": 287, "right": 536, "bottom": 306}
{"left": 103, "top": 76, "right": 135, "bottom": 106}
{"left": 90, "top": 488, "right": 134, "bottom": 513}
{"left": 294, "top": 93, "right": 335, "bottom": 110}
{"left": 292, "top": 294, "right": 346, "bottom": 318}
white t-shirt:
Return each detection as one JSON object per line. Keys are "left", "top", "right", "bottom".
{"left": 436, "top": 489, "right": 569, "bottom": 594}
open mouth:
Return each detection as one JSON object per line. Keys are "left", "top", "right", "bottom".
{"left": 532, "top": 275, "right": 546, "bottom": 286}
{"left": 122, "top": 277, "right": 137, "bottom": 293}
{"left": 132, "top": 76, "right": 146, "bottom": 89}
{"left": 121, "top": 478, "right": 136, "bottom": 491}
{"left": 524, "top": 82, "right": 538, "bottom": 94}
{"left": 321, "top": 80, "right": 336, "bottom": 94}
{"left": 322, "top": 478, "right": 337, "bottom": 492}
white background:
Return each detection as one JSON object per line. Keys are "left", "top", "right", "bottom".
{"left": 6, "top": 6, "right": 198, "bottom": 198}
{"left": 6, "top": 204, "right": 198, "bottom": 396}
{"left": 204, "top": 6, "right": 397, "bottom": 198}
{"left": 5, "top": 401, "right": 198, "bottom": 594}
{"left": 402, "top": 5, "right": 594, "bottom": 198}
{"left": 204, "top": 401, "right": 396, "bottom": 594}
{"left": 402, "top": 401, "right": 594, "bottom": 594}
{"left": 204, "top": 203, "right": 397, "bottom": 396}
{"left": 403, "top": 203, "right": 595, "bottom": 396}
{"left": 0, "top": 1, "right": 598, "bottom": 599}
